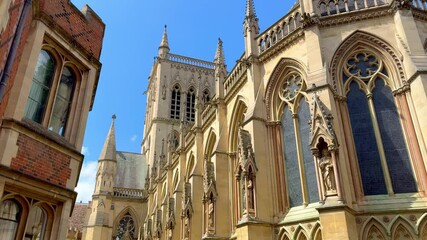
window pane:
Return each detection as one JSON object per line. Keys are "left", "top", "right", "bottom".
{"left": 282, "top": 106, "right": 303, "bottom": 207}
{"left": 347, "top": 81, "right": 386, "bottom": 195}
{"left": 24, "top": 50, "right": 55, "bottom": 123}
{"left": 298, "top": 100, "right": 319, "bottom": 203}
{"left": 25, "top": 206, "right": 46, "bottom": 240}
{"left": 48, "top": 67, "right": 75, "bottom": 136}
{"left": 0, "top": 200, "right": 20, "bottom": 240}
{"left": 372, "top": 79, "right": 417, "bottom": 193}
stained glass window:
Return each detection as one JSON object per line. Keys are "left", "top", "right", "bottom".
{"left": 343, "top": 50, "right": 416, "bottom": 195}
{"left": 116, "top": 212, "right": 136, "bottom": 240}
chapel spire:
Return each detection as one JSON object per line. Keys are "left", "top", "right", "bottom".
{"left": 158, "top": 25, "right": 170, "bottom": 57}
{"left": 99, "top": 114, "right": 117, "bottom": 161}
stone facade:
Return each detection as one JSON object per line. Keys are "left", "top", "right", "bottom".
{"left": 0, "top": 0, "right": 104, "bottom": 239}
{"left": 86, "top": 0, "right": 427, "bottom": 239}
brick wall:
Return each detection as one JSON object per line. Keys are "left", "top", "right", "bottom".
{"left": 0, "top": 0, "right": 32, "bottom": 118}
{"left": 39, "top": 0, "right": 105, "bottom": 59}
{"left": 11, "top": 133, "right": 72, "bottom": 187}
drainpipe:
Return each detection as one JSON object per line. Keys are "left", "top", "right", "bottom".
{"left": 0, "top": 0, "right": 31, "bottom": 103}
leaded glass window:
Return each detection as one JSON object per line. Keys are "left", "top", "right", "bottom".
{"left": 0, "top": 200, "right": 20, "bottom": 240}
{"left": 170, "top": 85, "right": 181, "bottom": 120}
{"left": 25, "top": 206, "right": 47, "bottom": 240}
{"left": 116, "top": 212, "right": 136, "bottom": 240}
{"left": 343, "top": 50, "right": 417, "bottom": 195}
{"left": 25, "top": 50, "right": 56, "bottom": 123}
{"left": 186, "top": 88, "right": 195, "bottom": 122}
{"left": 280, "top": 71, "right": 319, "bottom": 207}
{"left": 48, "top": 66, "right": 76, "bottom": 136}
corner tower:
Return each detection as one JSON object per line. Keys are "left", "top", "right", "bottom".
{"left": 84, "top": 115, "right": 117, "bottom": 240}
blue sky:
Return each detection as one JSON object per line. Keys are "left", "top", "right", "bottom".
{"left": 70, "top": 0, "right": 295, "bottom": 202}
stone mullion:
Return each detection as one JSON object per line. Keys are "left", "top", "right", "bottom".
{"left": 395, "top": 91, "right": 427, "bottom": 195}
{"left": 270, "top": 123, "right": 287, "bottom": 212}
{"left": 292, "top": 114, "right": 309, "bottom": 206}
{"left": 338, "top": 98, "right": 364, "bottom": 201}
{"left": 366, "top": 94, "right": 394, "bottom": 195}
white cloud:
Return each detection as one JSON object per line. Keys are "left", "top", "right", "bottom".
{"left": 81, "top": 146, "right": 90, "bottom": 156}
{"left": 75, "top": 160, "right": 98, "bottom": 203}
{"left": 131, "top": 134, "right": 137, "bottom": 142}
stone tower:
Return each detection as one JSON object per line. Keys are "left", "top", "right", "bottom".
{"left": 85, "top": 115, "right": 117, "bottom": 239}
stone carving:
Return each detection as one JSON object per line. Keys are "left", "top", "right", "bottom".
{"left": 318, "top": 147, "right": 336, "bottom": 192}
{"left": 203, "top": 155, "right": 217, "bottom": 235}
{"left": 397, "top": 0, "right": 412, "bottom": 9}
{"left": 155, "top": 209, "right": 162, "bottom": 239}
{"left": 235, "top": 127, "right": 258, "bottom": 219}
{"left": 182, "top": 182, "right": 193, "bottom": 239}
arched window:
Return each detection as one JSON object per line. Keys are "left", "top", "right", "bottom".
{"left": 186, "top": 87, "right": 196, "bottom": 122}
{"left": 202, "top": 89, "right": 210, "bottom": 104}
{"left": 24, "top": 49, "right": 80, "bottom": 137}
{"left": 116, "top": 212, "right": 136, "bottom": 240}
{"left": 25, "top": 206, "right": 47, "bottom": 240}
{"left": 170, "top": 85, "right": 181, "bottom": 120}
{"left": 343, "top": 50, "right": 416, "bottom": 195}
{"left": 0, "top": 200, "right": 21, "bottom": 240}
{"left": 280, "top": 73, "right": 319, "bottom": 207}
{"left": 48, "top": 66, "right": 76, "bottom": 135}
{"left": 25, "top": 50, "right": 56, "bottom": 124}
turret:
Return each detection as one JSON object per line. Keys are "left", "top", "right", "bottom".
{"left": 158, "top": 25, "right": 170, "bottom": 58}
{"left": 243, "top": 0, "right": 259, "bottom": 57}
{"left": 214, "top": 38, "right": 226, "bottom": 99}
{"left": 94, "top": 115, "right": 117, "bottom": 194}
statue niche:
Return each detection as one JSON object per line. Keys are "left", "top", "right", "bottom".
{"left": 317, "top": 138, "right": 336, "bottom": 195}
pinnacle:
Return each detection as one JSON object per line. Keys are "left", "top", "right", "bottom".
{"left": 99, "top": 115, "right": 117, "bottom": 161}
{"left": 214, "top": 38, "right": 226, "bottom": 66}
{"left": 246, "top": 0, "right": 257, "bottom": 18}
{"left": 159, "top": 25, "right": 169, "bottom": 50}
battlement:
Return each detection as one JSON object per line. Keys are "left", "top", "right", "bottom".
{"left": 37, "top": 0, "right": 105, "bottom": 59}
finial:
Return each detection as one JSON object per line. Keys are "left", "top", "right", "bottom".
{"left": 246, "top": 0, "right": 257, "bottom": 18}
{"left": 159, "top": 24, "right": 169, "bottom": 50}
{"left": 112, "top": 114, "right": 116, "bottom": 121}
{"left": 214, "top": 37, "right": 225, "bottom": 66}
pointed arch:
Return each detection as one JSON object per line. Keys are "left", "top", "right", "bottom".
{"left": 185, "top": 153, "right": 195, "bottom": 182}
{"left": 278, "top": 228, "right": 291, "bottom": 240}
{"left": 294, "top": 224, "right": 309, "bottom": 240}
{"left": 113, "top": 207, "right": 139, "bottom": 240}
{"left": 310, "top": 221, "right": 322, "bottom": 240}
{"left": 172, "top": 169, "right": 180, "bottom": 192}
{"left": 265, "top": 58, "right": 307, "bottom": 121}
{"left": 361, "top": 217, "right": 388, "bottom": 240}
{"left": 0, "top": 194, "right": 30, "bottom": 240}
{"left": 228, "top": 96, "right": 248, "bottom": 153}
{"left": 330, "top": 30, "right": 405, "bottom": 95}
{"left": 389, "top": 216, "right": 416, "bottom": 239}
{"left": 205, "top": 128, "right": 217, "bottom": 157}
{"left": 419, "top": 214, "right": 427, "bottom": 239}
{"left": 170, "top": 84, "right": 182, "bottom": 120}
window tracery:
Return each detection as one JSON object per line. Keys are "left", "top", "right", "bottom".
{"left": 279, "top": 70, "right": 319, "bottom": 207}
{"left": 342, "top": 49, "right": 417, "bottom": 195}
{"left": 116, "top": 212, "right": 136, "bottom": 240}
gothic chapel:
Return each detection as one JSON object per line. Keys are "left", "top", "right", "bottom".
{"left": 84, "top": 0, "right": 427, "bottom": 239}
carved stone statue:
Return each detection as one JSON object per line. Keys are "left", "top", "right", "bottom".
{"left": 247, "top": 178, "right": 254, "bottom": 210}
{"left": 183, "top": 217, "right": 190, "bottom": 239}
{"left": 319, "top": 148, "right": 336, "bottom": 192}
{"left": 208, "top": 200, "right": 214, "bottom": 229}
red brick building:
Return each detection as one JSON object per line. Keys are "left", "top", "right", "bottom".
{"left": 0, "top": 0, "right": 104, "bottom": 239}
